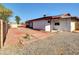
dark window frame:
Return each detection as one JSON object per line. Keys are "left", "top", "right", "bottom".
{"left": 55, "top": 22, "right": 60, "bottom": 26}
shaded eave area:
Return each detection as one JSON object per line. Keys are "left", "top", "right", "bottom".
{"left": 27, "top": 16, "right": 60, "bottom": 22}
{"left": 26, "top": 16, "right": 79, "bottom": 23}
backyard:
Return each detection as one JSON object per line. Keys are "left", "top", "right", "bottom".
{"left": 0, "top": 28, "right": 79, "bottom": 55}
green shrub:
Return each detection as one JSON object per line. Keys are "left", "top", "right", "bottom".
{"left": 23, "top": 34, "right": 30, "bottom": 40}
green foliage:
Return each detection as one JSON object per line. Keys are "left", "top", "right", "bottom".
{"left": 15, "top": 16, "right": 21, "bottom": 24}
{"left": 0, "top": 4, "right": 12, "bottom": 22}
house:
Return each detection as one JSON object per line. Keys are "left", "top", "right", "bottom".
{"left": 26, "top": 13, "right": 79, "bottom": 32}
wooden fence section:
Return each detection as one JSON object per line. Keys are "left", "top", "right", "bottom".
{"left": 0, "top": 19, "right": 8, "bottom": 48}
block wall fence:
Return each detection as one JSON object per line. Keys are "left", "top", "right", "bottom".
{"left": 0, "top": 19, "right": 8, "bottom": 48}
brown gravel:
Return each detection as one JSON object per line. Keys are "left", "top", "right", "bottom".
{"left": 0, "top": 28, "right": 79, "bottom": 55}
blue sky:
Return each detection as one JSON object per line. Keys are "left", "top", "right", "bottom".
{"left": 3, "top": 3, "right": 79, "bottom": 23}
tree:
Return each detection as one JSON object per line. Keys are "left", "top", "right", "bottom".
{"left": 0, "top": 4, "right": 12, "bottom": 22}
{"left": 15, "top": 16, "right": 21, "bottom": 24}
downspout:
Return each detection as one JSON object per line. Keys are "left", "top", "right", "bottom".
{"left": 50, "top": 19, "right": 52, "bottom": 32}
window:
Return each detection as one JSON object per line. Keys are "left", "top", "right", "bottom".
{"left": 55, "top": 22, "right": 60, "bottom": 25}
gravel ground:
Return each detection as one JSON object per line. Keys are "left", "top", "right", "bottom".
{"left": 0, "top": 32, "right": 79, "bottom": 55}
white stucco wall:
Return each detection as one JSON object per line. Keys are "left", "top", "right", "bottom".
{"left": 10, "top": 24, "right": 18, "bottom": 28}
{"left": 51, "top": 19, "right": 71, "bottom": 31}
{"left": 45, "top": 23, "right": 50, "bottom": 31}
{"left": 33, "top": 20, "right": 51, "bottom": 31}
{"left": 70, "top": 21, "right": 75, "bottom": 31}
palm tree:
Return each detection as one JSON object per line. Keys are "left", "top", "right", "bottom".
{"left": 0, "top": 4, "right": 12, "bottom": 22}
{"left": 15, "top": 16, "right": 21, "bottom": 24}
